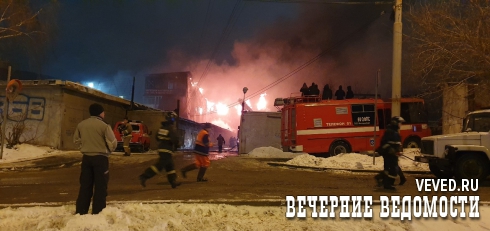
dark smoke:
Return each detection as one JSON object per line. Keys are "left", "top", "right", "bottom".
{"left": 179, "top": 4, "right": 395, "bottom": 130}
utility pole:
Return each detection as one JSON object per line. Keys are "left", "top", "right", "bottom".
{"left": 373, "top": 69, "right": 380, "bottom": 165}
{"left": 0, "top": 66, "right": 11, "bottom": 159}
{"left": 391, "top": 0, "right": 402, "bottom": 117}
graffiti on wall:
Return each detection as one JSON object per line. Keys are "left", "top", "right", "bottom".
{"left": 0, "top": 94, "right": 46, "bottom": 122}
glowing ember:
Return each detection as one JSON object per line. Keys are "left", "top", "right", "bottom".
{"left": 198, "top": 107, "right": 203, "bottom": 115}
{"left": 199, "top": 88, "right": 204, "bottom": 94}
{"left": 257, "top": 93, "right": 267, "bottom": 110}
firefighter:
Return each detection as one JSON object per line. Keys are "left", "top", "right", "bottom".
{"left": 322, "top": 84, "right": 333, "bottom": 100}
{"left": 118, "top": 118, "right": 133, "bottom": 156}
{"left": 181, "top": 123, "right": 213, "bottom": 182}
{"left": 73, "top": 103, "right": 117, "bottom": 215}
{"left": 346, "top": 86, "right": 354, "bottom": 99}
{"left": 300, "top": 83, "right": 309, "bottom": 96}
{"left": 139, "top": 112, "right": 181, "bottom": 188}
{"left": 374, "top": 116, "right": 405, "bottom": 190}
{"left": 217, "top": 134, "right": 225, "bottom": 153}
{"left": 335, "top": 85, "right": 345, "bottom": 100}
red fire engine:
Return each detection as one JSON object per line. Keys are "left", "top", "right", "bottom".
{"left": 276, "top": 95, "right": 431, "bottom": 156}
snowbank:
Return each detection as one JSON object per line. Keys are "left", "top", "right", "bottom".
{"left": 0, "top": 203, "right": 488, "bottom": 231}
{"left": 0, "top": 144, "right": 62, "bottom": 164}
{"left": 286, "top": 149, "right": 429, "bottom": 171}
{"left": 246, "top": 146, "right": 304, "bottom": 158}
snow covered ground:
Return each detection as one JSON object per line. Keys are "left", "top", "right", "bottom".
{"left": 285, "top": 149, "right": 429, "bottom": 172}
{"left": 0, "top": 144, "right": 65, "bottom": 164}
{"left": 244, "top": 146, "right": 305, "bottom": 158}
{"left": 0, "top": 202, "right": 487, "bottom": 231}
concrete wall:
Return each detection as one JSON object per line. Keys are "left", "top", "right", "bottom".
{"left": 239, "top": 112, "right": 281, "bottom": 154}
{"left": 0, "top": 86, "right": 64, "bottom": 148}
{"left": 442, "top": 84, "right": 467, "bottom": 134}
{"left": 61, "top": 89, "right": 128, "bottom": 150}
{"left": 443, "top": 84, "right": 490, "bottom": 134}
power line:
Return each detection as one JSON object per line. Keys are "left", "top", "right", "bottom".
{"left": 194, "top": 0, "right": 244, "bottom": 89}
{"left": 191, "top": 0, "right": 214, "bottom": 73}
{"left": 191, "top": 11, "right": 387, "bottom": 117}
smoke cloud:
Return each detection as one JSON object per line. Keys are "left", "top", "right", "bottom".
{"left": 170, "top": 4, "right": 394, "bottom": 131}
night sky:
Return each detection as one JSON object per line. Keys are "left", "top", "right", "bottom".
{"left": 9, "top": 0, "right": 399, "bottom": 126}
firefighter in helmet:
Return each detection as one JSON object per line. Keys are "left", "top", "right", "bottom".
{"left": 118, "top": 118, "right": 133, "bottom": 156}
{"left": 139, "top": 112, "right": 181, "bottom": 188}
{"left": 375, "top": 116, "right": 405, "bottom": 190}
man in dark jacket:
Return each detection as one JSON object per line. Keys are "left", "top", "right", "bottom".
{"left": 335, "top": 85, "right": 346, "bottom": 100}
{"left": 346, "top": 86, "right": 354, "bottom": 99}
{"left": 300, "top": 83, "right": 309, "bottom": 96}
{"left": 139, "top": 112, "right": 182, "bottom": 188}
{"left": 374, "top": 116, "right": 405, "bottom": 190}
{"left": 322, "top": 84, "right": 333, "bottom": 100}
{"left": 181, "top": 123, "right": 213, "bottom": 182}
{"left": 217, "top": 134, "right": 225, "bottom": 153}
{"left": 73, "top": 103, "right": 117, "bottom": 215}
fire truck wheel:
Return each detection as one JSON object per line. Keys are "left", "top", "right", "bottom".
{"left": 403, "top": 137, "right": 420, "bottom": 149}
{"left": 329, "top": 141, "right": 351, "bottom": 156}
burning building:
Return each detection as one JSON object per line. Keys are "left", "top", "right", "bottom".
{"left": 144, "top": 72, "right": 191, "bottom": 118}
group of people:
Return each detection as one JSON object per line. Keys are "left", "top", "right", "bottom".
{"left": 73, "top": 103, "right": 214, "bottom": 215}
{"left": 300, "top": 82, "right": 355, "bottom": 100}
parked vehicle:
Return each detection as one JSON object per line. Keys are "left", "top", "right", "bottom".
{"left": 277, "top": 95, "right": 431, "bottom": 156}
{"left": 414, "top": 109, "right": 490, "bottom": 180}
{"left": 113, "top": 120, "right": 152, "bottom": 152}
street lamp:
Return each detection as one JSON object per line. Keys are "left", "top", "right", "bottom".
{"left": 242, "top": 87, "right": 248, "bottom": 114}
{"left": 239, "top": 87, "right": 248, "bottom": 155}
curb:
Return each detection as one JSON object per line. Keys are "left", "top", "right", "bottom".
{"left": 0, "top": 159, "right": 82, "bottom": 171}
{"left": 267, "top": 162, "right": 432, "bottom": 174}
{"left": 2, "top": 199, "right": 490, "bottom": 209}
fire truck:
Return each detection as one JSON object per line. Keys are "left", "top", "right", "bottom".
{"left": 275, "top": 95, "right": 432, "bottom": 156}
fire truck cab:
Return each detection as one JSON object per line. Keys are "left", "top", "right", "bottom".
{"left": 276, "top": 95, "right": 431, "bottom": 156}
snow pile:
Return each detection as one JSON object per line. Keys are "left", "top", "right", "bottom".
{"left": 0, "top": 144, "right": 62, "bottom": 164}
{"left": 286, "top": 151, "right": 429, "bottom": 171}
{"left": 0, "top": 203, "right": 488, "bottom": 231}
{"left": 246, "top": 146, "right": 304, "bottom": 158}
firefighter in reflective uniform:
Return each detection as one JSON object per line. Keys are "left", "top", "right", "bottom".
{"left": 181, "top": 123, "right": 213, "bottom": 182}
{"left": 375, "top": 116, "right": 405, "bottom": 190}
{"left": 139, "top": 112, "right": 181, "bottom": 188}
{"left": 119, "top": 118, "right": 133, "bottom": 156}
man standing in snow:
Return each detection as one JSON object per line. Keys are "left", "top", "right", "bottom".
{"left": 73, "top": 103, "right": 117, "bottom": 215}
{"left": 139, "top": 112, "right": 182, "bottom": 189}
{"left": 181, "top": 123, "right": 213, "bottom": 182}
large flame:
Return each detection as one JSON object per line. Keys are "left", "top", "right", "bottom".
{"left": 257, "top": 93, "right": 267, "bottom": 111}
{"left": 191, "top": 87, "right": 271, "bottom": 131}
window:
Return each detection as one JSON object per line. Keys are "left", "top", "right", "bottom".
{"left": 131, "top": 125, "right": 140, "bottom": 132}
{"left": 401, "top": 102, "right": 428, "bottom": 124}
{"left": 351, "top": 104, "right": 376, "bottom": 126}
{"left": 464, "top": 113, "right": 490, "bottom": 132}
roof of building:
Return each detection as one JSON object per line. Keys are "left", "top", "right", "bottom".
{"left": 0, "top": 79, "right": 158, "bottom": 111}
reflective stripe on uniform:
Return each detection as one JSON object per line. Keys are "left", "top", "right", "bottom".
{"left": 384, "top": 171, "right": 397, "bottom": 178}
{"left": 167, "top": 170, "right": 176, "bottom": 175}
{"left": 158, "top": 149, "right": 173, "bottom": 154}
{"left": 151, "top": 166, "right": 159, "bottom": 174}
{"left": 388, "top": 141, "right": 401, "bottom": 145}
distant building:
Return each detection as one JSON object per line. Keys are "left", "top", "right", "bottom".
{"left": 144, "top": 72, "right": 191, "bottom": 118}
